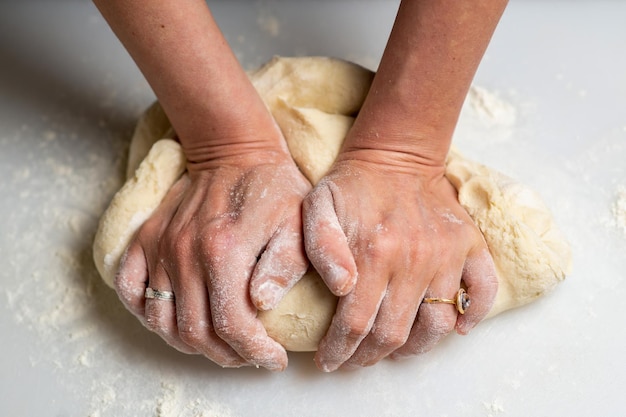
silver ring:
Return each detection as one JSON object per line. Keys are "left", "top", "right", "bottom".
{"left": 145, "top": 287, "right": 175, "bottom": 301}
{"left": 422, "top": 288, "right": 470, "bottom": 315}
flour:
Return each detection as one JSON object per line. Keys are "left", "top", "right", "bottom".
{"left": 155, "top": 382, "right": 236, "bottom": 417}
{"left": 256, "top": 12, "right": 280, "bottom": 37}
{"left": 2, "top": 118, "right": 236, "bottom": 416}
{"left": 483, "top": 398, "right": 506, "bottom": 416}
{"left": 452, "top": 84, "right": 518, "bottom": 150}
{"left": 467, "top": 85, "right": 517, "bottom": 128}
{"left": 613, "top": 185, "right": 626, "bottom": 235}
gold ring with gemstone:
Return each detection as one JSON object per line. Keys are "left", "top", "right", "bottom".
{"left": 422, "top": 288, "right": 470, "bottom": 314}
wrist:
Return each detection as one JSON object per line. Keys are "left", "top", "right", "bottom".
{"left": 184, "top": 143, "right": 289, "bottom": 173}
{"left": 341, "top": 111, "right": 452, "bottom": 172}
{"left": 171, "top": 81, "right": 289, "bottom": 169}
{"left": 335, "top": 145, "right": 447, "bottom": 182}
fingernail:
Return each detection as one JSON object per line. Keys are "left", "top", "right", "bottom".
{"left": 316, "top": 357, "right": 340, "bottom": 373}
{"left": 255, "top": 280, "right": 285, "bottom": 310}
{"left": 266, "top": 362, "right": 287, "bottom": 372}
{"left": 259, "top": 356, "right": 287, "bottom": 372}
{"left": 321, "top": 362, "right": 340, "bottom": 373}
{"left": 327, "top": 264, "right": 355, "bottom": 296}
{"left": 319, "top": 362, "right": 333, "bottom": 373}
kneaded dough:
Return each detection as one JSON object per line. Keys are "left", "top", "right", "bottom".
{"left": 93, "top": 56, "right": 572, "bottom": 352}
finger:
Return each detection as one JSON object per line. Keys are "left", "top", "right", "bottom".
{"left": 144, "top": 263, "right": 197, "bottom": 355}
{"left": 314, "top": 258, "right": 389, "bottom": 372}
{"left": 128, "top": 174, "right": 195, "bottom": 354}
{"left": 342, "top": 271, "right": 425, "bottom": 369}
{"left": 249, "top": 216, "right": 309, "bottom": 311}
{"left": 455, "top": 246, "right": 498, "bottom": 335}
{"left": 390, "top": 270, "right": 460, "bottom": 360}
{"left": 204, "top": 237, "right": 288, "bottom": 371}
{"left": 115, "top": 242, "right": 149, "bottom": 318}
{"left": 118, "top": 171, "right": 189, "bottom": 311}
{"left": 303, "top": 182, "right": 357, "bottom": 296}
{"left": 170, "top": 272, "right": 248, "bottom": 368}
{"left": 113, "top": 178, "right": 189, "bottom": 315}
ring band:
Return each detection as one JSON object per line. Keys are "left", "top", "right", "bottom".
{"left": 423, "top": 288, "right": 470, "bottom": 314}
{"left": 145, "top": 287, "right": 175, "bottom": 301}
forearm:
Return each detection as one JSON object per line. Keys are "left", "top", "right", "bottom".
{"left": 93, "top": 0, "right": 279, "bottom": 164}
{"left": 345, "top": 0, "right": 508, "bottom": 168}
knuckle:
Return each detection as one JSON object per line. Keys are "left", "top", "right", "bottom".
{"left": 365, "top": 231, "right": 399, "bottom": 260}
{"left": 398, "top": 229, "right": 432, "bottom": 262}
{"left": 143, "top": 309, "right": 169, "bottom": 335}
{"left": 407, "top": 234, "right": 435, "bottom": 262}
{"left": 421, "top": 308, "right": 456, "bottom": 338}
{"left": 178, "top": 325, "right": 204, "bottom": 347}
{"left": 371, "top": 325, "right": 408, "bottom": 350}
{"left": 212, "top": 314, "right": 244, "bottom": 342}
{"left": 200, "top": 227, "right": 235, "bottom": 261}
{"left": 177, "top": 311, "right": 211, "bottom": 347}
{"left": 338, "top": 315, "right": 374, "bottom": 341}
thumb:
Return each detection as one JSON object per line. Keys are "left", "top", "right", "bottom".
{"left": 249, "top": 216, "right": 310, "bottom": 311}
{"left": 302, "top": 182, "right": 358, "bottom": 296}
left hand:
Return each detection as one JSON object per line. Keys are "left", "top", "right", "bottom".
{"left": 303, "top": 148, "right": 498, "bottom": 372}
{"left": 115, "top": 146, "right": 312, "bottom": 370}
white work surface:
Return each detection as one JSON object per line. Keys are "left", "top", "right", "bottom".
{"left": 1, "top": 1, "right": 624, "bottom": 416}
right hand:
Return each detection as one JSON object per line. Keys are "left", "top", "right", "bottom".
{"left": 303, "top": 145, "right": 498, "bottom": 372}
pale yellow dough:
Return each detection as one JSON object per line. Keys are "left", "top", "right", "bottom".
{"left": 93, "top": 57, "right": 572, "bottom": 352}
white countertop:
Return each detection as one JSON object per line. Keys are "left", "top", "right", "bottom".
{"left": 1, "top": 1, "right": 624, "bottom": 416}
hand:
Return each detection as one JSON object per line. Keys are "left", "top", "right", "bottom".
{"left": 114, "top": 147, "right": 311, "bottom": 371}
{"left": 303, "top": 149, "right": 498, "bottom": 372}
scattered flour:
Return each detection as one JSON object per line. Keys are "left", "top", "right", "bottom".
{"left": 483, "top": 398, "right": 506, "bottom": 416}
{"left": 1, "top": 118, "right": 237, "bottom": 416}
{"left": 613, "top": 185, "right": 626, "bottom": 235}
{"left": 155, "top": 382, "right": 236, "bottom": 417}
{"left": 467, "top": 85, "right": 517, "bottom": 128}
{"left": 257, "top": 12, "right": 280, "bottom": 37}
{"left": 453, "top": 84, "right": 518, "bottom": 148}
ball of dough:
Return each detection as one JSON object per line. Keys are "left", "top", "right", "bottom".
{"left": 93, "top": 56, "right": 571, "bottom": 352}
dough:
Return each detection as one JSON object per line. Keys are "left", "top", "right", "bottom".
{"left": 93, "top": 56, "right": 572, "bottom": 352}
